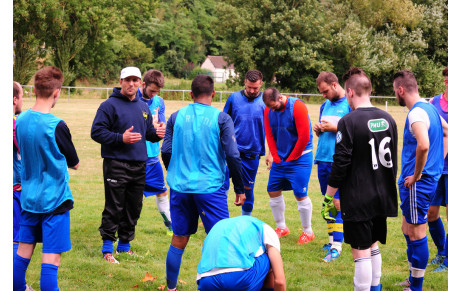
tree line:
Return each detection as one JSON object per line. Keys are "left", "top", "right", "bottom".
{"left": 13, "top": 0, "right": 447, "bottom": 96}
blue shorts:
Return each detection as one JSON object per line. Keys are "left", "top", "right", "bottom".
{"left": 267, "top": 151, "right": 313, "bottom": 197}
{"left": 317, "top": 162, "right": 340, "bottom": 199}
{"left": 13, "top": 190, "right": 22, "bottom": 242}
{"left": 197, "top": 253, "right": 270, "bottom": 291}
{"left": 144, "top": 160, "right": 167, "bottom": 197}
{"left": 225, "top": 157, "right": 260, "bottom": 189}
{"left": 19, "top": 210, "right": 71, "bottom": 253}
{"left": 399, "top": 175, "right": 438, "bottom": 224}
{"left": 431, "top": 174, "right": 448, "bottom": 206}
{"left": 170, "top": 186, "right": 229, "bottom": 235}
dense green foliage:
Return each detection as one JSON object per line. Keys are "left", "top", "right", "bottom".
{"left": 14, "top": 0, "right": 447, "bottom": 96}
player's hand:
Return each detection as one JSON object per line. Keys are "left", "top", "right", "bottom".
{"left": 123, "top": 126, "right": 142, "bottom": 144}
{"left": 156, "top": 122, "right": 166, "bottom": 139}
{"left": 265, "top": 154, "right": 273, "bottom": 170}
{"left": 234, "top": 193, "right": 246, "bottom": 206}
{"left": 403, "top": 174, "right": 420, "bottom": 188}
{"left": 313, "top": 123, "right": 322, "bottom": 136}
{"left": 321, "top": 194, "right": 337, "bottom": 222}
{"left": 320, "top": 120, "right": 336, "bottom": 133}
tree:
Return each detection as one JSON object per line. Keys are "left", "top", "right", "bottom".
{"left": 215, "top": 0, "right": 333, "bottom": 92}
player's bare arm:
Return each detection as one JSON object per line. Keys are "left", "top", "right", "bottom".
{"left": 404, "top": 121, "right": 429, "bottom": 187}
{"left": 266, "top": 244, "right": 286, "bottom": 291}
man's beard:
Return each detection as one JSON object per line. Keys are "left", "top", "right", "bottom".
{"left": 143, "top": 88, "right": 152, "bottom": 99}
{"left": 397, "top": 94, "right": 406, "bottom": 107}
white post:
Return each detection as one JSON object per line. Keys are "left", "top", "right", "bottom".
{"left": 385, "top": 101, "right": 387, "bottom": 112}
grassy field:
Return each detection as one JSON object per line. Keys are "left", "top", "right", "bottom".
{"left": 20, "top": 97, "right": 447, "bottom": 290}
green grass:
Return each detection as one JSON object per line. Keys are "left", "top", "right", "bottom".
{"left": 20, "top": 98, "right": 447, "bottom": 290}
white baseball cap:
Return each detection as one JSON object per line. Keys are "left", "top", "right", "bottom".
{"left": 120, "top": 67, "right": 142, "bottom": 79}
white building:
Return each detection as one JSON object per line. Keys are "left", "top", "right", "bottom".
{"left": 201, "top": 56, "right": 236, "bottom": 83}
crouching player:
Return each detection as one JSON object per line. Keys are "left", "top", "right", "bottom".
{"left": 13, "top": 66, "right": 80, "bottom": 291}
{"left": 322, "top": 67, "right": 398, "bottom": 290}
{"left": 197, "top": 216, "right": 286, "bottom": 291}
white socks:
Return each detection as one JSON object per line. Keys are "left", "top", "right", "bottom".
{"left": 269, "top": 195, "right": 286, "bottom": 229}
{"left": 354, "top": 257, "right": 372, "bottom": 291}
{"left": 156, "top": 195, "right": 171, "bottom": 223}
{"left": 371, "top": 246, "right": 382, "bottom": 286}
{"left": 297, "top": 197, "right": 313, "bottom": 234}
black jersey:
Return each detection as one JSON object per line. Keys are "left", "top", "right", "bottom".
{"left": 328, "top": 107, "right": 398, "bottom": 222}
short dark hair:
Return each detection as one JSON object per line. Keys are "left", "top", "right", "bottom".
{"left": 143, "top": 69, "right": 165, "bottom": 88}
{"left": 245, "top": 70, "right": 263, "bottom": 82}
{"left": 393, "top": 70, "right": 418, "bottom": 94}
{"left": 262, "top": 87, "right": 280, "bottom": 104}
{"left": 342, "top": 67, "right": 372, "bottom": 96}
{"left": 191, "top": 75, "right": 214, "bottom": 97}
{"left": 316, "top": 71, "right": 339, "bottom": 86}
{"left": 34, "top": 66, "right": 64, "bottom": 98}
{"left": 442, "top": 67, "right": 448, "bottom": 77}
{"left": 13, "top": 81, "right": 21, "bottom": 98}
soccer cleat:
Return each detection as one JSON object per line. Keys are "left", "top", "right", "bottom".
{"left": 103, "top": 253, "right": 119, "bottom": 264}
{"left": 322, "top": 248, "right": 340, "bottom": 262}
{"left": 432, "top": 263, "right": 448, "bottom": 272}
{"left": 395, "top": 277, "right": 410, "bottom": 287}
{"left": 25, "top": 285, "right": 35, "bottom": 291}
{"left": 322, "top": 243, "right": 332, "bottom": 252}
{"left": 297, "top": 231, "right": 315, "bottom": 244}
{"left": 275, "top": 227, "right": 290, "bottom": 238}
{"left": 428, "top": 254, "right": 446, "bottom": 266}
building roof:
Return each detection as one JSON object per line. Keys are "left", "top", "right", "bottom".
{"left": 205, "top": 56, "right": 234, "bottom": 70}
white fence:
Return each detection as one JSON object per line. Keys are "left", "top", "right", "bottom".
{"left": 21, "top": 85, "right": 407, "bottom": 110}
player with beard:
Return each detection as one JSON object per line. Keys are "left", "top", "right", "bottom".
{"left": 138, "top": 69, "right": 172, "bottom": 235}
{"left": 263, "top": 88, "right": 315, "bottom": 245}
{"left": 393, "top": 70, "right": 447, "bottom": 291}
{"left": 223, "top": 70, "right": 267, "bottom": 216}
{"left": 313, "top": 71, "right": 352, "bottom": 262}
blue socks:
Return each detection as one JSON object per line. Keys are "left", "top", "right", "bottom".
{"left": 428, "top": 217, "right": 446, "bottom": 254}
{"left": 102, "top": 240, "right": 114, "bottom": 255}
{"left": 116, "top": 240, "right": 131, "bottom": 253}
{"left": 332, "top": 210, "right": 344, "bottom": 244}
{"left": 13, "top": 253, "right": 30, "bottom": 291}
{"left": 166, "top": 244, "right": 185, "bottom": 290}
{"left": 442, "top": 234, "right": 448, "bottom": 267}
{"left": 41, "top": 263, "right": 59, "bottom": 291}
{"left": 410, "top": 236, "right": 429, "bottom": 291}
{"left": 242, "top": 188, "right": 254, "bottom": 215}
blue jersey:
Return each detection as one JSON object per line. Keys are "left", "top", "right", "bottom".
{"left": 267, "top": 97, "right": 313, "bottom": 161}
{"left": 223, "top": 90, "right": 265, "bottom": 156}
{"left": 314, "top": 97, "right": 351, "bottom": 163}
{"left": 197, "top": 216, "right": 266, "bottom": 273}
{"left": 13, "top": 115, "right": 21, "bottom": 187}
{"left": 16, "top": 110, "right": 73, "bottom": 213}
{"left": 400, "top": 101, "right": 444, "bottom": 184}
{"left": 166, "top": 103, "right": 226, "bottom": 194}
{"left": 140, "top": 94, "right": 166, "bottom": 159}
{"left": 431, "top": 94, "right": 448, "bottom": 174}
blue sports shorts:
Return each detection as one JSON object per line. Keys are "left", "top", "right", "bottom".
{"left": 197, "top": 253, "right": 270, "bottom": 291}
{"left": 170, "top": 186, "right": 229, "bottom": 236}
{"left": 19, "top": 210, "right": 71, "bottom": 253}
{"left": 267, "top": 151, "right": 313, "bottom": 197}
{"left": 225, "top": 157, "right": 260, "bottom": 189}
{"left": 317, "top": 162, "right": 340, "bottom": 199}
{"left": 399, "top": 175, "right": 438, "bottom": 224}
{"left": 431, "top": 174, "right": 448, "bottom": 206}
{"left": 144, "top": 160, "right": 167, "bottom": 197}
{"left": 13, "top": 190, "right": 21, "bottom": 242}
